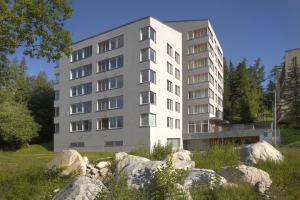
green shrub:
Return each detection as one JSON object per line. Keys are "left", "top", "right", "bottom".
{"left": 129, "top": 146, "right": 150, "bottom": 159}
{"left": 151, "top": 142, "right": 173, "bottom": 161}
{"left": 193, "top": 143, "right": 240, "bottom": 169}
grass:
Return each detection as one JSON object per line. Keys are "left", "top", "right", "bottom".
{"left": 280, "top": 127, "right": 300, "bottom": 145}
{"left": 0, "top": 144, "right": 113, "bottom": 200}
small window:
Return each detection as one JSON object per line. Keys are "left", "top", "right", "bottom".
{"left": 167, "top": 117, "right": 173, "bottom": 128}
{"left": 167, "top": 99, "right": 173, "bottom": 110}
{"left": 167, "top": 43, "right": 173, "bottom": 57}
{"left": 175, "top": 102, "right": 180, "bottom": 113}
{"left": 175, "top": 52, "right": 180, "bottom": 64}
{"left": 175, "top": 119, "right": 180, "bottom": 129}
{"left": 175, "top": 68, "right": 180, "bottom": 80}
{"left": 167, "top": 80, "right": 173, "bottom": 92}
{"left": 54, "top": 90, "right": 59, "bottom": 101}
{"left": 105, "top": 140, "right": 123, "bottom": 147}
{"left": 175, "top": 85, "right": 180, "bottom": 96}
{"left": 54, "top": 123, "right": 59, "bottom": 133}
{"left": 167, "top": 62, "right": 173, "bottom": 75}
{"left": 70, "top": 142, "right": 84, "bottom": 147}
{"left": 54, "top": 107, "right": 59, "bottom": 117}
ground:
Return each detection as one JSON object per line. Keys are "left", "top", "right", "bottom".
{"left": 0, "top": 128, "right": 299, "bottom": 200}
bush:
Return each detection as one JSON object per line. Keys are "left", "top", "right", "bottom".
{"left": 151, "top": 142, "right": 173, "bottom": 160}
{"left": 193, "top": 143, "right": 240, "bottom": 169}
{"left": 129, "top": 146, "right": 150, "bottom": 159}
{"left": 0, "top": 100, "right": 40, "bottom": 150}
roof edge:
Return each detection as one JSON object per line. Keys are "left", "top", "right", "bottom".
{"left": 285, "top": 48, "right": 300, "bottom": 53}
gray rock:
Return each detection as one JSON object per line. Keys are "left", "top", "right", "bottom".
{"left": 219, "top": 164, "right": 272, "bottom": 193}
{"left": 183, "top": 168, "right": 227, "bottom": 188}
{"left": 53, "top": 176, "right": 108, "bottom": 200}
{"left": 241, "top": 140, "right": 283, "bottom": 164}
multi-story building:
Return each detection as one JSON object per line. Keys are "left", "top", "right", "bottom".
{"left": 277, "top": 48, "right": 300, "bottom": 122}
{"left": 53, "top": 16, "right": 224, "bottom": 152}
{"left": 166, "top": 20, "right": 224, "bottom": 150}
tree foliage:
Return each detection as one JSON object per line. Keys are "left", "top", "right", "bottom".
{"left": 0, "top": 0, "right": 73, "bottom": 62}
{"left": 0, "top": 100, "right": 40, "bottom": 150}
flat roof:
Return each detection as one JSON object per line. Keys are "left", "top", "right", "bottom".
{"left": 163, "top": 19, "right": 208, "bottom": 23}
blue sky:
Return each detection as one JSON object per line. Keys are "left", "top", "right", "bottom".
{"left": 13, "top": 0, "right": 300, "bottom": 80}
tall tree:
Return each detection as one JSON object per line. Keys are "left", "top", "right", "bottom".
{"left": 0, "top": 0, "right": 73, "bottom": 62}
{"left": 283, "top": 64, "right": 300, "bottom": 128}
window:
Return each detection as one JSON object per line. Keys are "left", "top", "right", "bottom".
{"left": 188, "top": 58, "right": 213, "bottom": 70}
{"left": 70, "top": 142, "right": 84, "bottom": 147}
{"left": 187, "top": 43, "right": 208, "bottom": 55}
{"left": 140, "top": 48, "right": 156, "bottom": 62}
{"left": 70, "top": 46, "right": 92, "bottom": 62}
{"left": 98, "top": 55, "right": 123, "bottom": 73}
{"left": 140, "top": 69, "right": 156, "bottom": 84}
{"left": 97, "top": 116, "right": 123, "bottom": 130}
{"left": 167, "top": 117, "right": 173, "bottom": 128}
{"left": 175, "top": 102, "right": 180, "bottom": 113}
{"left": 175, "top": 68, "right": 180, "bottom": 80}
{"left": 187, "top": 28, "right": 208, "bottom": 40}
{"left": 97, "top": 76, "right": 123, "bottom": 92}
{"left": 167, "top": 43, "right": 173, "bottom": 57}
{"left": 210, "top": 104, "right": 215, "bottom": 114}
{"left": 188, "top": 88, "right": 208, "bottom": 99}
{"left": 70, "top": 64, "right": 92, "bottom": 80}
{"left": 98, "top": 35, "right": 124, "bottom": 53}
{"left": 54, "top": 107, "right": 59, "bottom": 117}
{"left": 54, "top": 90, "right": 59, "bottom": 100}
{"left": 54, "top": 123, "right": 59, "bottom": 133}
{"left": 209, "top": 89, "right": 214, "bottom": 100}
{"left": 175, "top": 85, "right": 180, "bottom": 96}
{"left": 70, "top": 101, "right": 92, "bottom": 114}
{"left": 175, "top": 119, "right": 180, "bottom": 129}
{"left": 188, "top": 73, "right": 208, "bottom": 84}
{"left": 218, "top": 97, "right": 223, "bottom": 106}
{"left": 70, "top": 82, "right": 92, "bottom": 97}
{"left": 140, "top": 91, "right": 156, "bottom": 105}
{"left": 167, "top": 62, "right": 173, "bottom": 75}
{"left": 140, "top": 26, "right": 156, "bottom": 42}
{"left": 188, "top": 104, "right": 209, "bottom": 115}
{"left": 54, "top": 73, "right": 60, "bottom": 84}
{"left": 140, "top": 113, "right": 156, "bottom": 127}
{"left": 167, "top": 80, "right": 173, "bottom": 92}
{"left": 105, "top": 141, "right": 123, "bottom": 147}
{"left": 218, "top": 84, "right": 223, "bottom": 94}
{"left": 175, "top": 52, "right": 180, "bottom": 64}
{"left": 188, "top": 120, "right": 209, "bottom": 133}
{"left": 167, "top": 99, "right": 173, "bottom": 110}
{"left": 70, "top": 120, "right": 92, "bottom": 132}
{"left": 97, "top": 96, "right": 123, "bottom": 111}
{"left": 209, "top": 73, "right": 214, "bottom": 85}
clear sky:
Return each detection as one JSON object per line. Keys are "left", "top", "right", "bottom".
{"left": 14, "top": 0, "right": 300, "bottom": 80}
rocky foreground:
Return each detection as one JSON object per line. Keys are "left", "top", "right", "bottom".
{"left": 47, "top": 140, "right": 283, "bottom": 200}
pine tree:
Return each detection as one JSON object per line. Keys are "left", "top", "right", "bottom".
{"left": 283, "top": 63, "right": 300, "bottom": 128}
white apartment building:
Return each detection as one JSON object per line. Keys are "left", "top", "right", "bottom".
{"left": 53, "top": 16, "right": 223, "bottom": 152}
{"left": 166, "top": 20, "right": 224, "bottom": 150}
{"left": 54, "top": 17, "right": 183, "bottom": 152}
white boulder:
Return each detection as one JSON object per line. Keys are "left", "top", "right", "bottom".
{"left": 172, "top": 150, "right": 192, "bottom": 162}
{"left": 241, "top": 140, "right": 283, "bottom": 164}
{"left": 47, "top": 149, "right": 86, "bottom": 176}
{"left": 172, "top": 160, "right": 195, "bottom": 170}
{"left": 96, "top": 161, "right": 110, "bottom": 170}
{"left": 53, "top": 176, "right": 108, "bottom": 200}
{"left": 219, "top": 164, "right": 272, "bottom": 193}
{"left": 183, "top": 168, "right": 227, "bottom": 188}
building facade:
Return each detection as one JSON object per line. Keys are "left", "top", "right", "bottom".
{"left": 166, "top": 20, "right": 224, "bottom": 150}
{"left": 277, "top": 48, "right": 300, "bottom": 122}
{"left": 53, "top": 16, "right": 223, "bottom": 152}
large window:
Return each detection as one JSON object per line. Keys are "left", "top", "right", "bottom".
{"left": 97, "top": 96, "right": 123, "bottom": 111}
{"left": 175, "top": 85, "right": 180, "bottom": 96}
{"left": 140, "top": 26, "right": 156, "bottom": 42}
{"left": 175, "top": 102, "right": 180, "bottom": 113}
{"left": 98, "top": 55, "right": 123, "bottom": 73}
{"left": 97, "top": 76, "right": 123, "bottom": 92}
{"left": 140, "top": 69, "right": 156, "bottom": 84}
{"left": 70, "top": 46, "right": 92, "bottom": 62}
{"left": 98, "top": 35, "right": 124, "bottom": 53}
{"left": 167, "top": 80, "right": 173, "bottom": 92}
{"left": 167, "top": 62, "right": 173, "bottom": 75}
{"left": 140, "top": 113, "right": 156, "bottom": 127}
{"left": 140, "top": 48, "right": 156, "bottom": 62}
{"left": 98, "top": 116, "right": 123, "bottom": 130}
{"left": 70, "top": 82, "right": 92, "bottom": 97}
{"left": 140, "top": 91, "right": 156, "bottom": 105}
{"left": 167, "top": 43, "right": 173, "bottom": 57}
{"left": 70, "top": 120, "right": 92, "bottom": 132}
{"left": 167, "top": 117, "right": 173, "bottom": 128}
{"left": 188, "top": 73, "right": 208, "bottom": 84}
{"left": 188, "top": 120, "right": 209, "bottom": 133}
{"left": 188, "top": 88, "right": 208, "bottom": 99}
{"left": 70, "top": 64, "right": 92, "bottom": 80}
{"left": 167, "top": 99, "right": 173, "bottom": 110}
{"left": 70, "top": 101, "right": 92, "bottom": 114}
{"left": 187, "top": 27, "right": 208, "bottom": 40}
{"left": 187, "top": 43, "right": 208, "bottom": 55}
{"left": 188, "top": 104, "right": 209, "bottom": 115}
